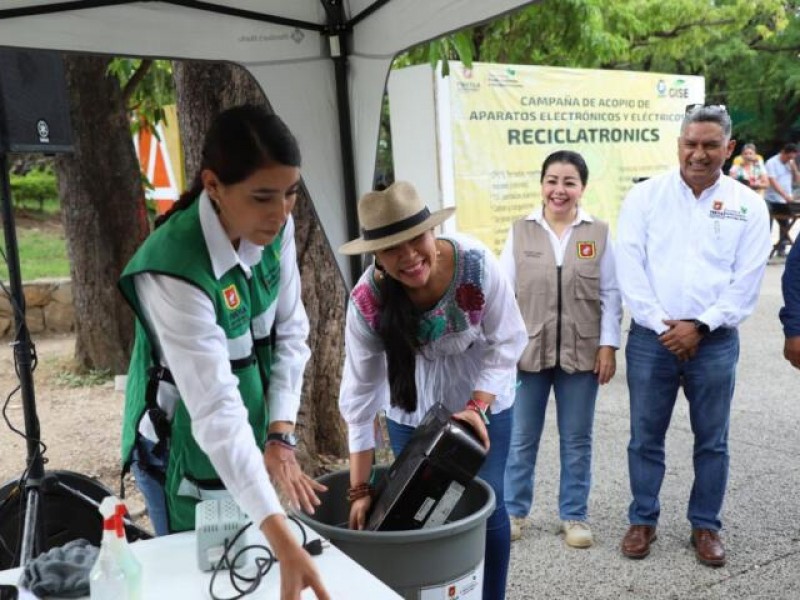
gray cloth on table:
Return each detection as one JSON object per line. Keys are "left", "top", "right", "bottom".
{"left": 18, "top": 538, "right": 98, "bottom": 598}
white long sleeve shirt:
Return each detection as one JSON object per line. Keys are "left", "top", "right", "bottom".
{"left": 339, "top": 234, "right": 527, "bottom": 453}
{"left": 134, "top": 192, "right": 311, "bottom": 525}
{"left": 616, "top": 169, "right": 771, "bottom": 334}
{"left": 499, "top": 207, "right": 622, "bottom": 348}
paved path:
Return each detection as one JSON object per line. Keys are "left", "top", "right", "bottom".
{"left": 507, "top": 258, "right": 800, "bottom": 599}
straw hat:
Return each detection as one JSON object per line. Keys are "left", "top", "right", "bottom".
{"left": 339, "top": 181, "right": 455, "bottom": 255}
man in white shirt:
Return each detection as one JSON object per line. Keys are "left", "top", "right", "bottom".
{"left": 765, "top": 143, "right": 799, "bottom": 257}
{"left": 765, "top": 143, "right": 799, "bottom": 205}
{"left": 616, "top": 105, "right": 771, "bottom": 568}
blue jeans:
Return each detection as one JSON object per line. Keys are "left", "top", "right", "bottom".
{"left": 130, "top": 437, "right": 170, "bottom": 536}
{"left": 387, "top": 408, "right": 512, "bottom": 600}
{"left": 504, "top": 368, "right": 598, "bottom": 521}
{"left": 626, "top": 321, "right": 739, "bottom": 531}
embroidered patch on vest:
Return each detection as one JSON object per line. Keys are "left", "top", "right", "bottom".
{"left": 223, "top": 284, "right": 241, "bottom": 310}
{"left": 577, "top": 241, "right": 596, "bottom": 259}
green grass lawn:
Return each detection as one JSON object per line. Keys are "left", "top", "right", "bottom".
{"left": 0, "top": 215, "right": 70, "bottom": 281}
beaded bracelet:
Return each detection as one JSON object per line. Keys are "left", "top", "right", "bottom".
{"left": 347, "top": 483, "right": 375, "bottom": 503}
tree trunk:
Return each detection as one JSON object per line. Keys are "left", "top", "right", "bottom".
{"left": 172, "top": 61, "right": 348, "bottom": 469}
{"left": 55, "top": 55, "right": 149, "bottom": 374}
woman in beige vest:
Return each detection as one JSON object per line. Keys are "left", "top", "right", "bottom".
{"left": 499, "top": 150, "right": 622, "bottom": 548}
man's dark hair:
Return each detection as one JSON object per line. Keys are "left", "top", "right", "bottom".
{"left": 682, "top": 105, "right": 732, "bottom": 138}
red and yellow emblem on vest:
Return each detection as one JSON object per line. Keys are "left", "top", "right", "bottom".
{"left": 222, "top": 284, "right": 241, "bottom": 310}
{"left": 713, "top": 200, "right": 724, "bottom": 211}
{"left": 577, "top": 241, "right": 596, "bottom": 259}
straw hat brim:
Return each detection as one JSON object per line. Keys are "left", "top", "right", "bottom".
{"left": 339, "top": 207, "right": 455, "bottom": 255}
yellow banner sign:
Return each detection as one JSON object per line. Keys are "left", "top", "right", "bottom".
{"left": 444, "top": 62, "right": 704, "bottom": 252}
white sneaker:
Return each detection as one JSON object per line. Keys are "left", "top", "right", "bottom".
{"left": 510, "top": 516, "right": 526, "bottom": 542}
{"left": 562, "top": 520, "right": 593, "bottom": 548}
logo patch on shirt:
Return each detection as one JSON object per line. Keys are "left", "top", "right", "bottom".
{"left": 222, "top": 284, "right": 241, "bottom": 310}
{"left": 577, "top": 241, "right": 596, "bottom": 259}
{"left": 709, "top": 199, "right": 748, "bottom": 222}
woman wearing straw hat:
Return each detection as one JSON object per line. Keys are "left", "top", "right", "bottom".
{"left": 338, "top": 181, "right": 527, "bottom": 600}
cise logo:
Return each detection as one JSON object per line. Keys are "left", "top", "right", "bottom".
{"left": 658, "top": 78, "right": 689, "bottom": 99}
{"left": 223, "top": 284, "right": 241, "bottom": 310}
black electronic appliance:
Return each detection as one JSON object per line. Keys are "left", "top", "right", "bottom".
{"left": 367, "top": 403, "right": 487, "bottom": 531}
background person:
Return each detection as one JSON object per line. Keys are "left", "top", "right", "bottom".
{"left": 500, "top": 150, "right": 622, "bottom": 548}
{"left": 118, "top": 105, "right": 329, "bottom": 599}
{"left": 780, "top": 242, "right": 800, "bottom": 369}
{"left": 765, "top": 143, "right": 800, "bottom": 257}
{"left": 728, "top": 143, "right": 769, "bottom": 196}
{"left": 616, "top": 104, "right": 771, "bottom": 567}
{"left": 338, "top": 181, "right": 526, "bottom": 600}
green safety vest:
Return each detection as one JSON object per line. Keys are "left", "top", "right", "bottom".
{"left": 118, "top": 199, "right": 282, "bottom": 532}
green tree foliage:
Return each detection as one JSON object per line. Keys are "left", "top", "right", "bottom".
{"left": 399, "top": 0, "right": 800, "bottom": 153}
{"left": 107, "top": 58, "right": 176, "bottom": 134}
{"left": 9, "top": 168, "right": 57, "bottom": 212}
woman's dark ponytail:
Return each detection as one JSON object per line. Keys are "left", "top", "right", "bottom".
{"left": 378, "top": 270, "right": 420, "bottom": 412}
{"left": 154, "top": 175, "right": 203, "bottom": 229}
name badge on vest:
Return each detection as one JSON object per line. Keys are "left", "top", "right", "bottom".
{"left": 577, "top": 241, "right": 596, "bottom": 259}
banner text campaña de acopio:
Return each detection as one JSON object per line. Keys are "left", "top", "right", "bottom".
{"left": 467, "top": 93, "right": 686, "bottom": 145}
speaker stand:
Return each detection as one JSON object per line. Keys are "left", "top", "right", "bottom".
{"left": 0, "top": 153, "right": 151, "bottom": 568}
{"left": 0, "top": 151, "right": 46, "bottom": 565}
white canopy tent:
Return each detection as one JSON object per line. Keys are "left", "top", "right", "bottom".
{"left": 0, "top": 0, "right": 537, "bottom": 285}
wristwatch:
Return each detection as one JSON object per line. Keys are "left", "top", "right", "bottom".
{"left": 693, "top": 320, "right": 711, "bottom": 336}
{"left": 266, "top": 431, "right": 298, "bottom": 448}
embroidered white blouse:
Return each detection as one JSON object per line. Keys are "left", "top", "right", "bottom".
{"left": 338, "top": 234, "right": 527, "bottom": 453}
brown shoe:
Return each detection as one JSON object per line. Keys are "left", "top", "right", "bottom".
{"left": 621, "top": 525, "right": 657, "bottom": 559}
{"left": 691, "top": 529, "right": 726, "bottom": 567}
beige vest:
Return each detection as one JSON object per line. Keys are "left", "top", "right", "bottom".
{"left": 512, "top": 217, "right": 608, "bottom": 373}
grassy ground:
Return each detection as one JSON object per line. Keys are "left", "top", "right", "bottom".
{"left": 0, "top": 201, "right": 70, "bottom": 281}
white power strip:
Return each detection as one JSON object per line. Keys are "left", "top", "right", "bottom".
{"left": 195, "top": 497, "right": 250, "bottom": 572}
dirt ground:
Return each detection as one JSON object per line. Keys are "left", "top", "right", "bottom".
{"left": 0, "top": 334, "right": 148, "bottom": 527}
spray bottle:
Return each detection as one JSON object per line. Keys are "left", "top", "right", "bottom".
{"left": 113, "top": 500, "right": 143, "bottom": 600}
{"left": 89, "top": 496, "right": 128, "bottom": 600}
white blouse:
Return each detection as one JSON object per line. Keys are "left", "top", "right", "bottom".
{"left": 338, "top": 234, "right": 527, "bottom": 453}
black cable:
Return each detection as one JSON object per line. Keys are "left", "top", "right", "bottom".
{"left": 208, "top": 515, "right": 324, "bottom": 600}
{"left": 0, "top": 250, "right": 27, "bottom": 342}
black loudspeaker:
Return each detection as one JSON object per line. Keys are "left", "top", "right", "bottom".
{"left": 0, "top": 48, "right": 73, "bottom": 154}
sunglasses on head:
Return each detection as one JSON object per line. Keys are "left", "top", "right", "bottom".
{"left": 685, "top": 103, "right": 727, "bottom": 115}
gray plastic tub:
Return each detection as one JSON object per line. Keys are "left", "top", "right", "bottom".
{"left": 295, "top": 468, "right": 495, "bottom": 600}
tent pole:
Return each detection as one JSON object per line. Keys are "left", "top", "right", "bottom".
{"left": 0, "top": 152, "right": 45, "bottom": 565}
{"left": 329, "top": 36, "right": 363, "bottom": 284}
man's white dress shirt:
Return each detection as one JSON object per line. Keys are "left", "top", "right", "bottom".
{"left": 616, "top": 169, "right": 771, "bottom": 335}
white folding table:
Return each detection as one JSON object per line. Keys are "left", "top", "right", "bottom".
{"left": 0, "top": 525, "right": 402, "bottom": 599}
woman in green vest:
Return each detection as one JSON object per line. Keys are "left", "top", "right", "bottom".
{"left": 118, "top": 105, "right": 329, "bottom": 599}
